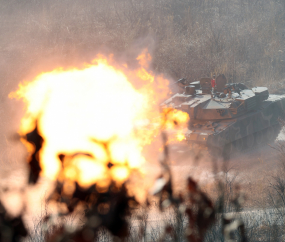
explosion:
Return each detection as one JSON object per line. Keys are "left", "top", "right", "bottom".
{"left": 9, "top": 51, "right": 189, "bottom": 190}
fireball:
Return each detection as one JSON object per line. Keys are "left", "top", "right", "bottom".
{"left": 9, "top": 51, "right": 189, "bottom": 190}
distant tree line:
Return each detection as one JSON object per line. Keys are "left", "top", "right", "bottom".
{"left": 1, "top": 0, "right": 285, "bottom": 94}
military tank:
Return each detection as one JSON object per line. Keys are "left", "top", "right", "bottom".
{"left": 163, "top": 75, "right": 285, "bottom": 158}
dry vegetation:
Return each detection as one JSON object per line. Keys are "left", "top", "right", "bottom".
{"left": 1, "top": 0, "right": 285, "bottom": 241}
{"left": 1, "top": 0, "right": 285, "bottom": 89}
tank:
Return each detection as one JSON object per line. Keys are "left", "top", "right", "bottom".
{"left": 163, "top": 75, "right": 285, "bottom": 158}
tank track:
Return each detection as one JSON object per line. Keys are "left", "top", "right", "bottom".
{"left": 178, "top": 124, "right": 282, "bottom": 161}
{"left": 221, "top": 124, "right": 281, "bottom": 160}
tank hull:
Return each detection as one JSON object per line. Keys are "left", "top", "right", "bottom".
{"left": 185, "top": 94, "right": 285, "bottom": 154}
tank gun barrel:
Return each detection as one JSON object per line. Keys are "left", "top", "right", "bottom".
{"left": 170, "top": 78, "right": 187, "bottom": 87}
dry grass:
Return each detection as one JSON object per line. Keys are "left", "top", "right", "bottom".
{"left": 0, "top": 0, "right": 285, "bottom": 89}
{"left": 1, "top": 1, "right": 285, "bottom": 241}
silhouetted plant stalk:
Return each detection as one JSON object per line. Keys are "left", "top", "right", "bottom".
{"left": 0, "top": 109, "right": 251, "bottom": 242}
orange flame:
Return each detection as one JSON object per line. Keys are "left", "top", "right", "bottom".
{"left": 162, "top": 107, "right": 189, "bottom": 130}
{"left": 176, "top": 133, "right": 186, "bottom": 142}
{"left": 10, "top": 50, "right": 189, "bottom": 188}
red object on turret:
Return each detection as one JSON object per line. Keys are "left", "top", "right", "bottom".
{"left": 211, "top": 79, "right": 216, "bottom": 88}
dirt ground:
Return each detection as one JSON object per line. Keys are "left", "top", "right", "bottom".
{"left": 142, "top": 133, "right": 284, "bottom": 209}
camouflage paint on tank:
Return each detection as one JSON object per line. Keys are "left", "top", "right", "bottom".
{"left": 163, "top": 75, "right": 285, "bottom": 152}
